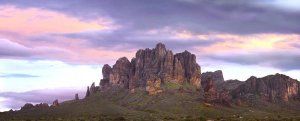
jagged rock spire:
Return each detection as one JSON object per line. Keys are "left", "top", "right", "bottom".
{"left": 99, "top": 42, "right": 202, "bottom": 92}
{"left": 75, "top": 93, "right": 79, "bottom": 100}
{"left": 85, "top": 86, "right": 90, "bottom": 97}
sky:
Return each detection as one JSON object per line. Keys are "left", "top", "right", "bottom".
{"left": 0, "top": 0, "right": 300, "bottom": 111}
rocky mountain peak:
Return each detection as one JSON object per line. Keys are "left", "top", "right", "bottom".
{"left": 155, "top": 42, "right": 167, "bottom": 54}
{"left": 201, "top": 70, "right": 225, "bottom": 86}
{"left": 98, "top": 43, "right": 202, "bottom": 94}
{"left": 232, "top": 73, "right": 299, "bottom": 102}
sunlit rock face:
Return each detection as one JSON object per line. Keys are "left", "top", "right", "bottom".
{"left": 232, "top": 74, "right": 300, "bottom": 102}
{"left": 99, "top": 43, "right": 202, "bottom": 92}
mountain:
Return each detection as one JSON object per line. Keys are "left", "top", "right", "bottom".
{"left": 232, "top": 74, "right": 300, "bottom": 103}
{"left": 1, "top": 43, "right": 300, "bottom": 121}
{"left": 99, "top": 42, "right": 201, "bottom": 95}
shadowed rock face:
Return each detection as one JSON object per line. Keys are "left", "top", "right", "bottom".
{"left": 99, "top": 43, "right": 202, "bottom": 92}
{"left": 219, "top": 79, "right": 244, "bottom": 92}
{"left": 20, "top": 103, "right": 34, "bottom": 110}
{"left": 201, "top": 70, "right": 243, "bottom": 105}
{"left": 52, "top": 99, "right": 59, "bottom": 107}
{"left": 89, "top": 82, "right": 99, "bottom": 95}
{"left": 20, "top": 103, "right": 49, "bottom": 111}
{"left": 201, "top": 70, "right": 224, "bottom": 87}
{"left": 75, "top": 93, "right": 79, "bottom": 100}
{"left": 232, "top": 74, "right": 300, "bottom": 102}
{"left": 85, "top": 86, "right": 90, "bottom": 97}
{"left": 110, "top": 57, "right": 131, "bottom": 88}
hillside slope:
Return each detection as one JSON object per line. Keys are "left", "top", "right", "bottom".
{"left": 1, "top": 82, "right": 300, "bottom": 121}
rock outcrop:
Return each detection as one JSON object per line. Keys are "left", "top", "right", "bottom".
{"left": 203, "top": 78, "right": 217, "bottom": 102}
{"left": 21, "top": 103, "right": 49, "bottom": 111}
{"left": 146, "top": 76, "right": 163, "bottom": 95}
{"left": 201, "top": 70, "right": 224, "bottom": 88}
{"left": 89, "top": 82, "right": 99, "bottom": 95}
{"left": 20, "top": 103, "right": 34, "bottom": 110}
{"left": 52, "top": 99, "right": 59, "bottom": 107}
{"left": 109, "top": 57, "right": 131, "bottom": 88}
{"left": 232, "top": 74, "right": 300, "bottom": 102}
{"left": 218, "top": 79, "right": 244, "bottom": 92}
{"left": 99, "top": 43, "right": 202, "bottom": 94}
{"left": 85, "top": 86, "right": 90, "bottom": 97}
{"left": 201, "top": 70, "right": 242, "bottom": 106}
{"left": 100, "top": 64, "right": 112, "bottom": 87}
{"left": 75, "top": 93, "right": 79, "bottom": 100}
{"left": 35, "top": 103, "right": 49, "bottom": 109}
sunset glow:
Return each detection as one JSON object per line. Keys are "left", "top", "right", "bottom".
{"left": 0, "top": 0, "right": 300, "bottom": 112}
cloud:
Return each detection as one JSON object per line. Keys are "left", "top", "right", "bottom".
{"left": 0, "top": 88, "right": 85, "bottom": 110}
{"left": 256, "top": 0, "right": 300, "bottom": 11}
{"left": 0, "top": 5, "right": 115, "bottom": 35}
{"left": 0, "top": 1, "right": 299, "bottom": 65}
{"left": 59, "top": 28, "right": 219, "bottom": 53}
{"left": 1, "top": 0, "right": 300, "bottom": 34}
{"left": 206, "top": 50, "right": 300, "bottom": 71}
{"left": 0, "top": 73, "right": 39, "bottom": 78}
{"left": 0, "top": 38, "right": 33, "bottom": 57}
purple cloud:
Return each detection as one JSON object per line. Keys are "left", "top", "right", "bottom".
{"left": 0, "top": 73, "right": 39, "bottom": 78}
{"left": 1, "top": 0, "right": 300, "bottom": 34}
{"left": 206, "top": 50, "right": 300, "bottom": 71}
{"left": 0, "top": 88, "right": 85, "bottom": 110}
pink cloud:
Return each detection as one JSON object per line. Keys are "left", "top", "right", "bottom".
{"left": 0, "top": 5, "right": 133, "bottom": 64}
{"left": 0, "top": 5, "right": 116, "bottom": 35}
{"left": 0, "top": 38, "right": 135, "bottom": 64}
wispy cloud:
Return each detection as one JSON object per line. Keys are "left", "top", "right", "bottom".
{"left": 0, "top": 73, "right": 39, "bottom": 78}
{"left": 0, "top": 88, "right": 85, "bottom": 110}
{"left": 205, "top": 50, "right": 300, "bottom": 71}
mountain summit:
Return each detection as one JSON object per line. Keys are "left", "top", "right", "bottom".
{"left": 98, "top": 43, "right": 201, "bottom": 95}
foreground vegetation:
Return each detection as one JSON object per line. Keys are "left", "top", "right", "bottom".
{"left": 1, "top": 82, "right": 300, "bottom": 121}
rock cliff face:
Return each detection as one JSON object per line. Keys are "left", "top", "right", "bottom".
{"left": 201, "top": 70, "right": 236, "bottom": 105}
{"left": 52, "top": 99, "right": 59, "bottom": 107}
{"left": 219, "top": 79, "right": 244, "bottom": 91}
{"left": 75, "top": 93, "right": 79, "bottom": 100}
{"left": 201, "top": 70, "right": 224, "bottom": 85}
{"left": 232, "top": 74, "right": 300, "bottom": 102}
{"left": 201, "top": 70, "right": 223, "bottom": 101}
{"left": 20, "top": 103, "right": 49, "bottom": 111}
{"left": 99, "top": 43, "right": 202, "bottom": 93}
